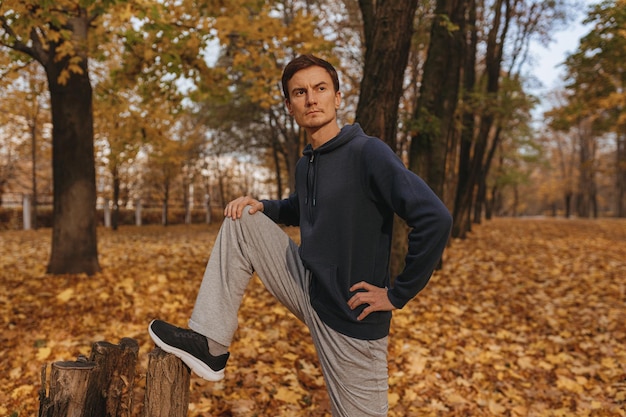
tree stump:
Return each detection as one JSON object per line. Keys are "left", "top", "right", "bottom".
{"left": 38, "top": 358, "right": 96, "bottom": 417}
{"left": 39, "top": 339, "right": 191, "bottom": 417}
{"left": 82, "top": 338, "right": 139, "bottom": 416}
{"left": 143, "top": 347, "right": 191, "bottom": 417}
{"left": 39, "top": 338, "right": 139, "bottom": 417}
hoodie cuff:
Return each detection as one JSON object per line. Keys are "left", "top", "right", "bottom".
{"left": 259, "top": 199, "right": 278, "bottom": 222}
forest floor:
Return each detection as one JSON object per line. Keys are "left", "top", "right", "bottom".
{"left": 1, "top": 217, "right": 625, "bottom": 416}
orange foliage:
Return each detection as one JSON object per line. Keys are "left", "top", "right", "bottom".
{"left": 1, "top": 218, "right": 625, "bottom": 416}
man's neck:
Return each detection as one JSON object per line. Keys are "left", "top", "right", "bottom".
{"left": 308, "top": 122, "right": 341, "bottom": 149}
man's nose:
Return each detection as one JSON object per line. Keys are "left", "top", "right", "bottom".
{"left": 306, "top": 90, "right": 317, "bottom": 105}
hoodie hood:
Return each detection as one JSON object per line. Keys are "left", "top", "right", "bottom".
{"left": 301, "top": 124, "right": 365, "bottom": 210}
{"left": 302, "top": 123, "right": 364, "bottom": 157}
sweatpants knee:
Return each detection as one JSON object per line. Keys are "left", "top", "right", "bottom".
{"left": 233, "top": 206, "right": 274, "bottom": 238}
{"left": 240, "top": 205, "right": 257, "bottom": 224}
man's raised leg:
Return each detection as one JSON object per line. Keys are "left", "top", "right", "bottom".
{"left": 189, "top": 206, "right": 310, "bottom": 345}
{"left": 150, "top": 206, "right": 309, "bottom": 381}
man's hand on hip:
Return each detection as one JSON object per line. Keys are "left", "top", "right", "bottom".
{"left": 347, "top": 281, "right": 397, "bottom": 321}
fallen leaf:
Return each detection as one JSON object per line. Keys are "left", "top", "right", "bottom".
{"left": 56, "top": 288, "right": 74, "bottom": 303}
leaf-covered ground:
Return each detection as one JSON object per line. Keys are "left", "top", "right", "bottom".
{"left": 1, "top": 218, "right": 625, "bottom": 416}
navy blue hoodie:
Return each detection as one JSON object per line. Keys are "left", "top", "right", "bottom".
{"left": 262, "top": 124, "right": 452, "bottom": 340}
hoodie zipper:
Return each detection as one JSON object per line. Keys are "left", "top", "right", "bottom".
{"left": 302, "top": 125, "right": 353, "bottom": 222}
{"left": 306, "top": 153, "right": 316, "bottom": 220}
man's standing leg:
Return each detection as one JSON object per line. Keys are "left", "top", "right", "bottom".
{"left": 306, "top": 315, "right": 390, "bottom": 417}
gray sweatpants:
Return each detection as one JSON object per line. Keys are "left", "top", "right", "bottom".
{"left": 189, "top": 207, "right": 389, "bottom": 416}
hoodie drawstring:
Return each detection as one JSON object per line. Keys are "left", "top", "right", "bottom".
{"left": 306, "top": 153, "right": 318, "bottom": 220}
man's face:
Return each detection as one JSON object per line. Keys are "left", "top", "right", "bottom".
{"left": 285, "top": 65, "right": 341, "bottom": 132}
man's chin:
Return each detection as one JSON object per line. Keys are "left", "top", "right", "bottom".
{"left": 301, "top": 118, "right": 329, "bottom": 129}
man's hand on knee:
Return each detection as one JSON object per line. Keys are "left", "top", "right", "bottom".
{"left": 224, "top": 196, "right": 264, "bottom": 219}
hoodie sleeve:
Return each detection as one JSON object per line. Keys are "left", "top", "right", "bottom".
{"left": 260, "top": 193, "right": 300, "bottom": 226}
{"left": 361, "top": 138, "right": 452, "bottom": 309}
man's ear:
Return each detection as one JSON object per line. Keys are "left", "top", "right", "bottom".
{"left": 285, "top": 99, "right": 293, "bottom": 115}
{"left": 335, "top": 91, "right": 341, "bottom": 109}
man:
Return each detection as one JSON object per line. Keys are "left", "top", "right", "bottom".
{"left": 149, "top": 54, "right": 452, "bottom": 416}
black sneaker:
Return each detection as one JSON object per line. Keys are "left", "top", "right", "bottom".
{"left": 148, "top": 319, "right": 229, "bottom": 381}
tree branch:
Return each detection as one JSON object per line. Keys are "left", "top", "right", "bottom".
{"left": 1, "top": 16, "right": 35, "bottom": 58}
{"left": 358, "top": 0, "right": 375, "bottom": 53}
{"left": 0, "top": 59, "right": 37, "bottom": 82}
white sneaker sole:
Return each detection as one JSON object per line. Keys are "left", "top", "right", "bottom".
{"left": 148, "top": 321, "right": 225, "bottom": 381}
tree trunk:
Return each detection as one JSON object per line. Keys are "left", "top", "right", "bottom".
{"left": 143, "top": 347, "right": 191, "bottom": 417}
{"left": 474, "top": 174, "right": 488, "bottom": 221}
{"left": 112, "top": 169, "right": 121, "bottom": 231}
{"left": 162, "top": 177, "right": 170, "bottom": 226}
{"left": 577, "top": 125, "right": 594, "bottom": 218}
{"left": 287, "top": 126, "right": 303, "bottom": 194}
{"left": 409, "top": 0, "right": 466, "bottom": 198}
{"left": 30, "top": 111, "right": 39, "bottom": 230}
{"left": 355, "top": 0, "right": 419, "bottom": 279}
{"left": 271, "top": 136, "right": 284, "bottom": 199}
{"left": 356, "top": 0, "right": 418, "bottom": 149}
{"left": 82, "top": 339, "right": 139, "bottom": 416}
{"left": 45, "top": 13, "right": 100, "bottom": 275}
{"left": 468, "top": 0, "right": 508, "bottom": 225}
{"left": 183, "top": 178, "right": 191, "bottom": 224}
{"left": 617, "top": 132, "right": 626, "bottom": 217}
{"left": 217, "top": 165, "right": 226, "bottom": 208}
{"left": 486, "top": 184, "right": 497, "bottom": 219}
{"left": 473, "top": 127, "right": 502, "bottom": 223}
{"left": 565, "top": 192, "right": 572, "bottom": 218}
{"left": 453, "top": 0, "right": 510, "bottom": 237}
{"left": 268, "top": 109, "right": 285, "bottom": 199}
{"left": 452, "top": 0, "right": 476, "bottom": 239}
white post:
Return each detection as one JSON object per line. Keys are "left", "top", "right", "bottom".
{"left": 204, "top": 194, "right": 211, "bottom": 224}
{"left": 135, "top": 198, "right": 142, "bottom": 226}
{"left": 23, "top": 194, "right": 32, "bottom": 230}
{"left": 104, "top": 198, "right": 111, "bottom": 228}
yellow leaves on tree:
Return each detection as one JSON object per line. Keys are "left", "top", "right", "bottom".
{"left": 213, "top": 5, "right": 333, "bottom": 110}
{"left": 56, "top": 55, "right": 85, "bottom": 85}
{"left": 1, "top": 218, "right": 625, "bottom": 416}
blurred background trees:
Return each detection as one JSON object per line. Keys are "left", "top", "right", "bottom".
{"left": 1, "top": 0, "right": 625, "bottom": 273}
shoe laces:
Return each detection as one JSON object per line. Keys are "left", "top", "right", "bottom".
{"left": 173, "top": 328, "right": 206, "bottom": 342}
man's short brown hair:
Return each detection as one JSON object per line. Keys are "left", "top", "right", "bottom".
{"left": 281, "top": 54, "right": 340, "bottom": 101}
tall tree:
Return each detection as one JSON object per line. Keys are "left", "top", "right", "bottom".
{"left": 1, "top": 1, "right": 101, "bottom": 274}
{"left": 562, "top": 0, "right": 626, "bottom": 217}
{"left": 408, "top": 0, "right": 467, "bottom": 199}
{"left": 452, "top": 0, "right": 570, "bottom": 237}
{"left": 2, "top": 0, "right": 228, "bottom": 271}
{"left": 460, "top": 0, "right": 511, "bottom": 234}
{"left": 0, "top": 64, "right": 51, "bottom": 225}
{"left": 453, "top": 0, "right": 478, "bottom": 237}
{"left": 355, "top": 0, "right": 419, "bottom": 149}
{"left": 353, "top": 0, "right": 422, "bottom": 277}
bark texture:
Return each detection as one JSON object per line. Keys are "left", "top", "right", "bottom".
{"left": 143, "top": 347, "right": 191, "bottom": 417}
